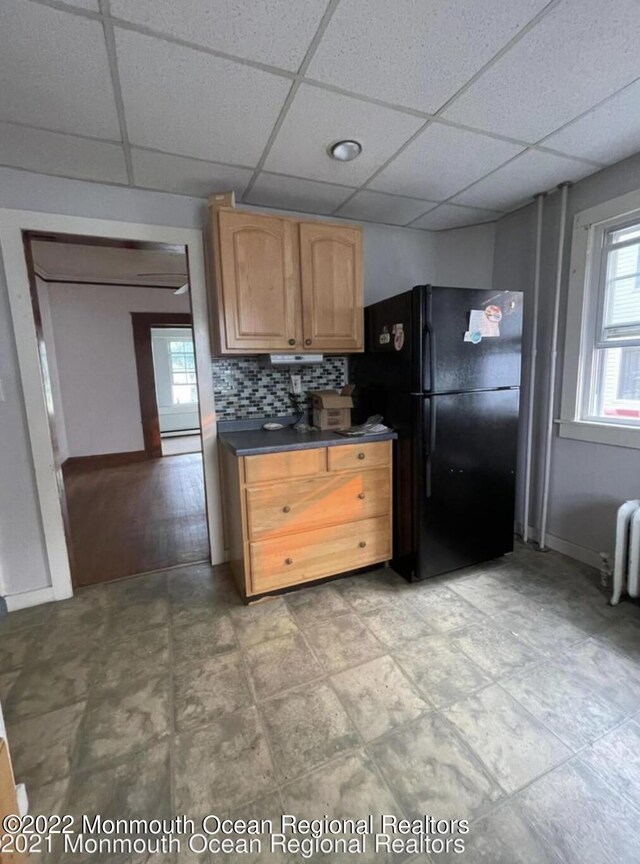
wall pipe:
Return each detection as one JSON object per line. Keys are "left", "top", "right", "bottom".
{"left": 539, "top": 181, "right": 571, "bottom": 550}
{"left": 522, "top": 192, "right": 546, "bottom": 544}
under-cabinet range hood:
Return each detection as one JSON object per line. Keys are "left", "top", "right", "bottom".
{"left": 262, "top": 354, "right": 324, "bottom": 366}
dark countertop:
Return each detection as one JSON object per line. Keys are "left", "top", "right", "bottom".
{"left": 218, "top": 417, "right": 397, "bottom": 456}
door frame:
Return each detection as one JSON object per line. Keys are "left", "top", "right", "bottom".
{"left": 0, "top": 208, "right": 224, "bottom": 607}
{"left": 132, "top": 313, "right": 194, "bottom": 458}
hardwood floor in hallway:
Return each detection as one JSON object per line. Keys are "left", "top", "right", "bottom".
{"left": 64, "top": 453, "right": 209, "bottom": 586}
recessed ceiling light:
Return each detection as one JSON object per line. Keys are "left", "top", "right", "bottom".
{"left": 329, "top": 140, "right": 362, "bottom": 161}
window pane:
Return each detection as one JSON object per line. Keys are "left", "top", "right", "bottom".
{"left": 172, "top": 384, "right": 198, "bottom": 405}
{"left": 591, "top": 346, "right": 640, "bottom": 423}
{"left": 185, "top": 355, "right": 195, "bottom": 371}
{"left": 169, "top": 341, "right": 184, "bottom": 352}
{"left": 171, "top": 354, "right": 186, "bottom": 371}
{"left": 173, "top": 372, "right": 188, "bottom": 384}
{"left": 619, "top": 347, "right": 640, "bottom": 401}
{"left": 602, "top": 239, "right": 640, "bottom": 339}
{"left": 609, "top": 224, "right": 640, "bottom": 245}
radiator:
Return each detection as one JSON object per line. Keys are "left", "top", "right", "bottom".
{"left": 611, "top": 500, "right": 640, "bottom": 605}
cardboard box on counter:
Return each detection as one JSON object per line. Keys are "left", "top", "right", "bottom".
{"left": 308, "top": 385, "right": 354, "bottom": 430}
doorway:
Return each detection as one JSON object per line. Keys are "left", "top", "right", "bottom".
{"left": 152, "top": 327, "right": 203, "bottom": 457}
{"left": 130, "top": 312, "right": 203, "bottom": 459}
{"left": 23, "top": 232, "right": 211, "bottom": 587}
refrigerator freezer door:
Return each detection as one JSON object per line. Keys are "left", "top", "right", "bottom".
{"left": 422, "top": 286, "right": 523, "bottom": 393}
{"left": 415, "top": 387, "right": 519, "bottom": 579}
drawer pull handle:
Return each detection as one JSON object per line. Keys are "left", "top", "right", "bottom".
{"left": 305, "top": 338, "right": 312, "bottom": 346}
{"left": 358, "top": 452, "right": 366, "bottom": 460}
{"left": 358, "top": 492, "right": 366, "bottom": 500}
{"left": 285, "top": 557, "right": 293, "bottom": 565}
{"left": 282, "top": 505, "right": 291, "bottom": 513}
{"left": 288, "top": 338, "right": 296, "bottom": 346}
{"left": 359, "top": 541, "right": 367, "bottom": 548}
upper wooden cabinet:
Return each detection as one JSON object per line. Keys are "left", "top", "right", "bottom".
{"left": 215, "top": 210, "right": 300, "bottom": 352}
{"left": 299, "top": 221, "right": 363, "bottom": 352}
{"left": 209, "top": 197, "right": 363, "bottom": 355}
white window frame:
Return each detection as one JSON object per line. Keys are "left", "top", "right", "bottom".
{"left": 560, "top": 187, "right": 640, "bottom": 449}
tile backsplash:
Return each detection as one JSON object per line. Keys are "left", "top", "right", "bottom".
{"left": 212, "top": 356, "right": 348, "bottom": 420}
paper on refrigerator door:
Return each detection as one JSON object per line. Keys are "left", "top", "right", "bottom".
{"left": 467, "top": 309, "right": 500, "bottom": 338}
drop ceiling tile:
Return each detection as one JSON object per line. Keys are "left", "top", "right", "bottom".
{"left": 370, "top": 122, "right": 523, "bottom": 201}
{"left": 65, "top": 0, "right": 100, "bottom": 10}
{"left": 412, "top": 204, "right": 502, "bottom": 231}
{"left": 336, "top": 190, "right": 437, "bottom": 226}
{"left": 307, "top": 0, "right": 550, "bottom": 113}
{"left": 443, "top": 0, "right": 640, "bottom": 142}
{"left": 110, "top": 0, "right": 328, "bottom": 71}
{"left": 454, "top": 150, "right": 596, "bottom": 212}
{"left": 131, "top": 149, "right": 254, "bottom": 198}
{"left": 0, "top": 123, "right": 128, "bottom": 184}
{"left": 264, "top": 84, "right": 424, "bottom": 186}
{"left": 115, "top": 28, "right": 291, "bottom": 166}
{"left": 245, "top": 174, "right": 354, "bottom": 215}
{"left": 541, "top": 81, "right": 640, "bottom": 166}
{"left": 0, "top": 0, "right": 120, "bottom": 138}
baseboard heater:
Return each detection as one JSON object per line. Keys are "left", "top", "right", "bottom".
{"left": 611, "top": 500, "right": 640, "bottom": 605}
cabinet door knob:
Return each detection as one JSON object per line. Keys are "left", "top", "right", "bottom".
{"left": 305, "top": 338, "right": 312, "bottom": 346}
{"left": 288, "top": 338, "right": 296, "bottom": 346}
{"left": 359, "top": 541, "right": 367, "bottom": 548}
{"left": 282, "top": 505, "right": 291, "bottom": 513}
{"left": 358, "top": 492, "right": 366, "bottom": 499}
{"left": 358, "top": 452, "right": 366, "bottom": 460}
{"left": 285, "top": 557, "right": 293, "bottom": 565}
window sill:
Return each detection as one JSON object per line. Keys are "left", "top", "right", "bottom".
{"left": 557, "top": 419, "right": 640, "bottom": 449}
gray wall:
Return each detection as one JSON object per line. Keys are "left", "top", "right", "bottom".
{"left": 0, "top": 245, "right": 51, "bottom": 596}
{"left": 493, "top": 150, "right": 640, "bottom": 559}
{"left": 435, "top": 223, "right": 496, "bottom": 290}
{"left": 0, "top": 166, "right": 494, "bottom": 601}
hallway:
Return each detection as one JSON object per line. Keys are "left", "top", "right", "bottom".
{"left": 65, "top": 453, "right": 208, "bottom": 586}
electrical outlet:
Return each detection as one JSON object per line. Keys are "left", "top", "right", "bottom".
{"left": 290, "top": 373, "right": 303, "bottom": 396}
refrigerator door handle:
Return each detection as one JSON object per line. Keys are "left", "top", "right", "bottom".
{"left": 423, "top": 286, "right": 436, "bottom": 393}
{"left": 422, "top": 323, "right": 429, "bottom": 391}
{"left": 429, "top": 397, "right": 437, "bottom": 453}
{"left": 424, "top": 398, "right": 437, "bottom": 499}
{"left": 423, "top": 322, "right": 436, "bottom": 393}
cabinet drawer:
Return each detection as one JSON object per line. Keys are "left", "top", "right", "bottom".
{"left": 244, "top": 448, "right": 325, "bottom": 484}
{"left": 249, "top": 516, "right": 390, "bottom": 593}
{"left": 327, "top": 441, "right": 391, "bottom": 473}
{"left": 246, "top": 468, "right": 391, "bottom": 540}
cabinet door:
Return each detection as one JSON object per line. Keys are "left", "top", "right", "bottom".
{"left": 217, "top": 210, "right": 301, "bottom": 352}
{"left": 299, "top": 222, "right": 363, "bottom": 352}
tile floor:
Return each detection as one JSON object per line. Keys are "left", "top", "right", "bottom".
{"left": 2, "top": 544, "right": 640, "bottom": 863}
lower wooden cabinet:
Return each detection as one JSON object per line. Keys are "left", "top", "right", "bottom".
{"left": 220, "top": 441, "right": 393, "bottom": 599}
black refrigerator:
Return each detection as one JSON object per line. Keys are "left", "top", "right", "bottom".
{"left": 350, "top": 284, "right": 523, "bottom": 581}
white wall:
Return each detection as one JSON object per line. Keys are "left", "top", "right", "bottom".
{"left": 39, "top": 281, "right": 190, "bottom": 458}
{"left": 493, "top": 150, "right": 640, "bottom": 561}
{"left": 0, "top": 166, "right": 495, "bottom": 600}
